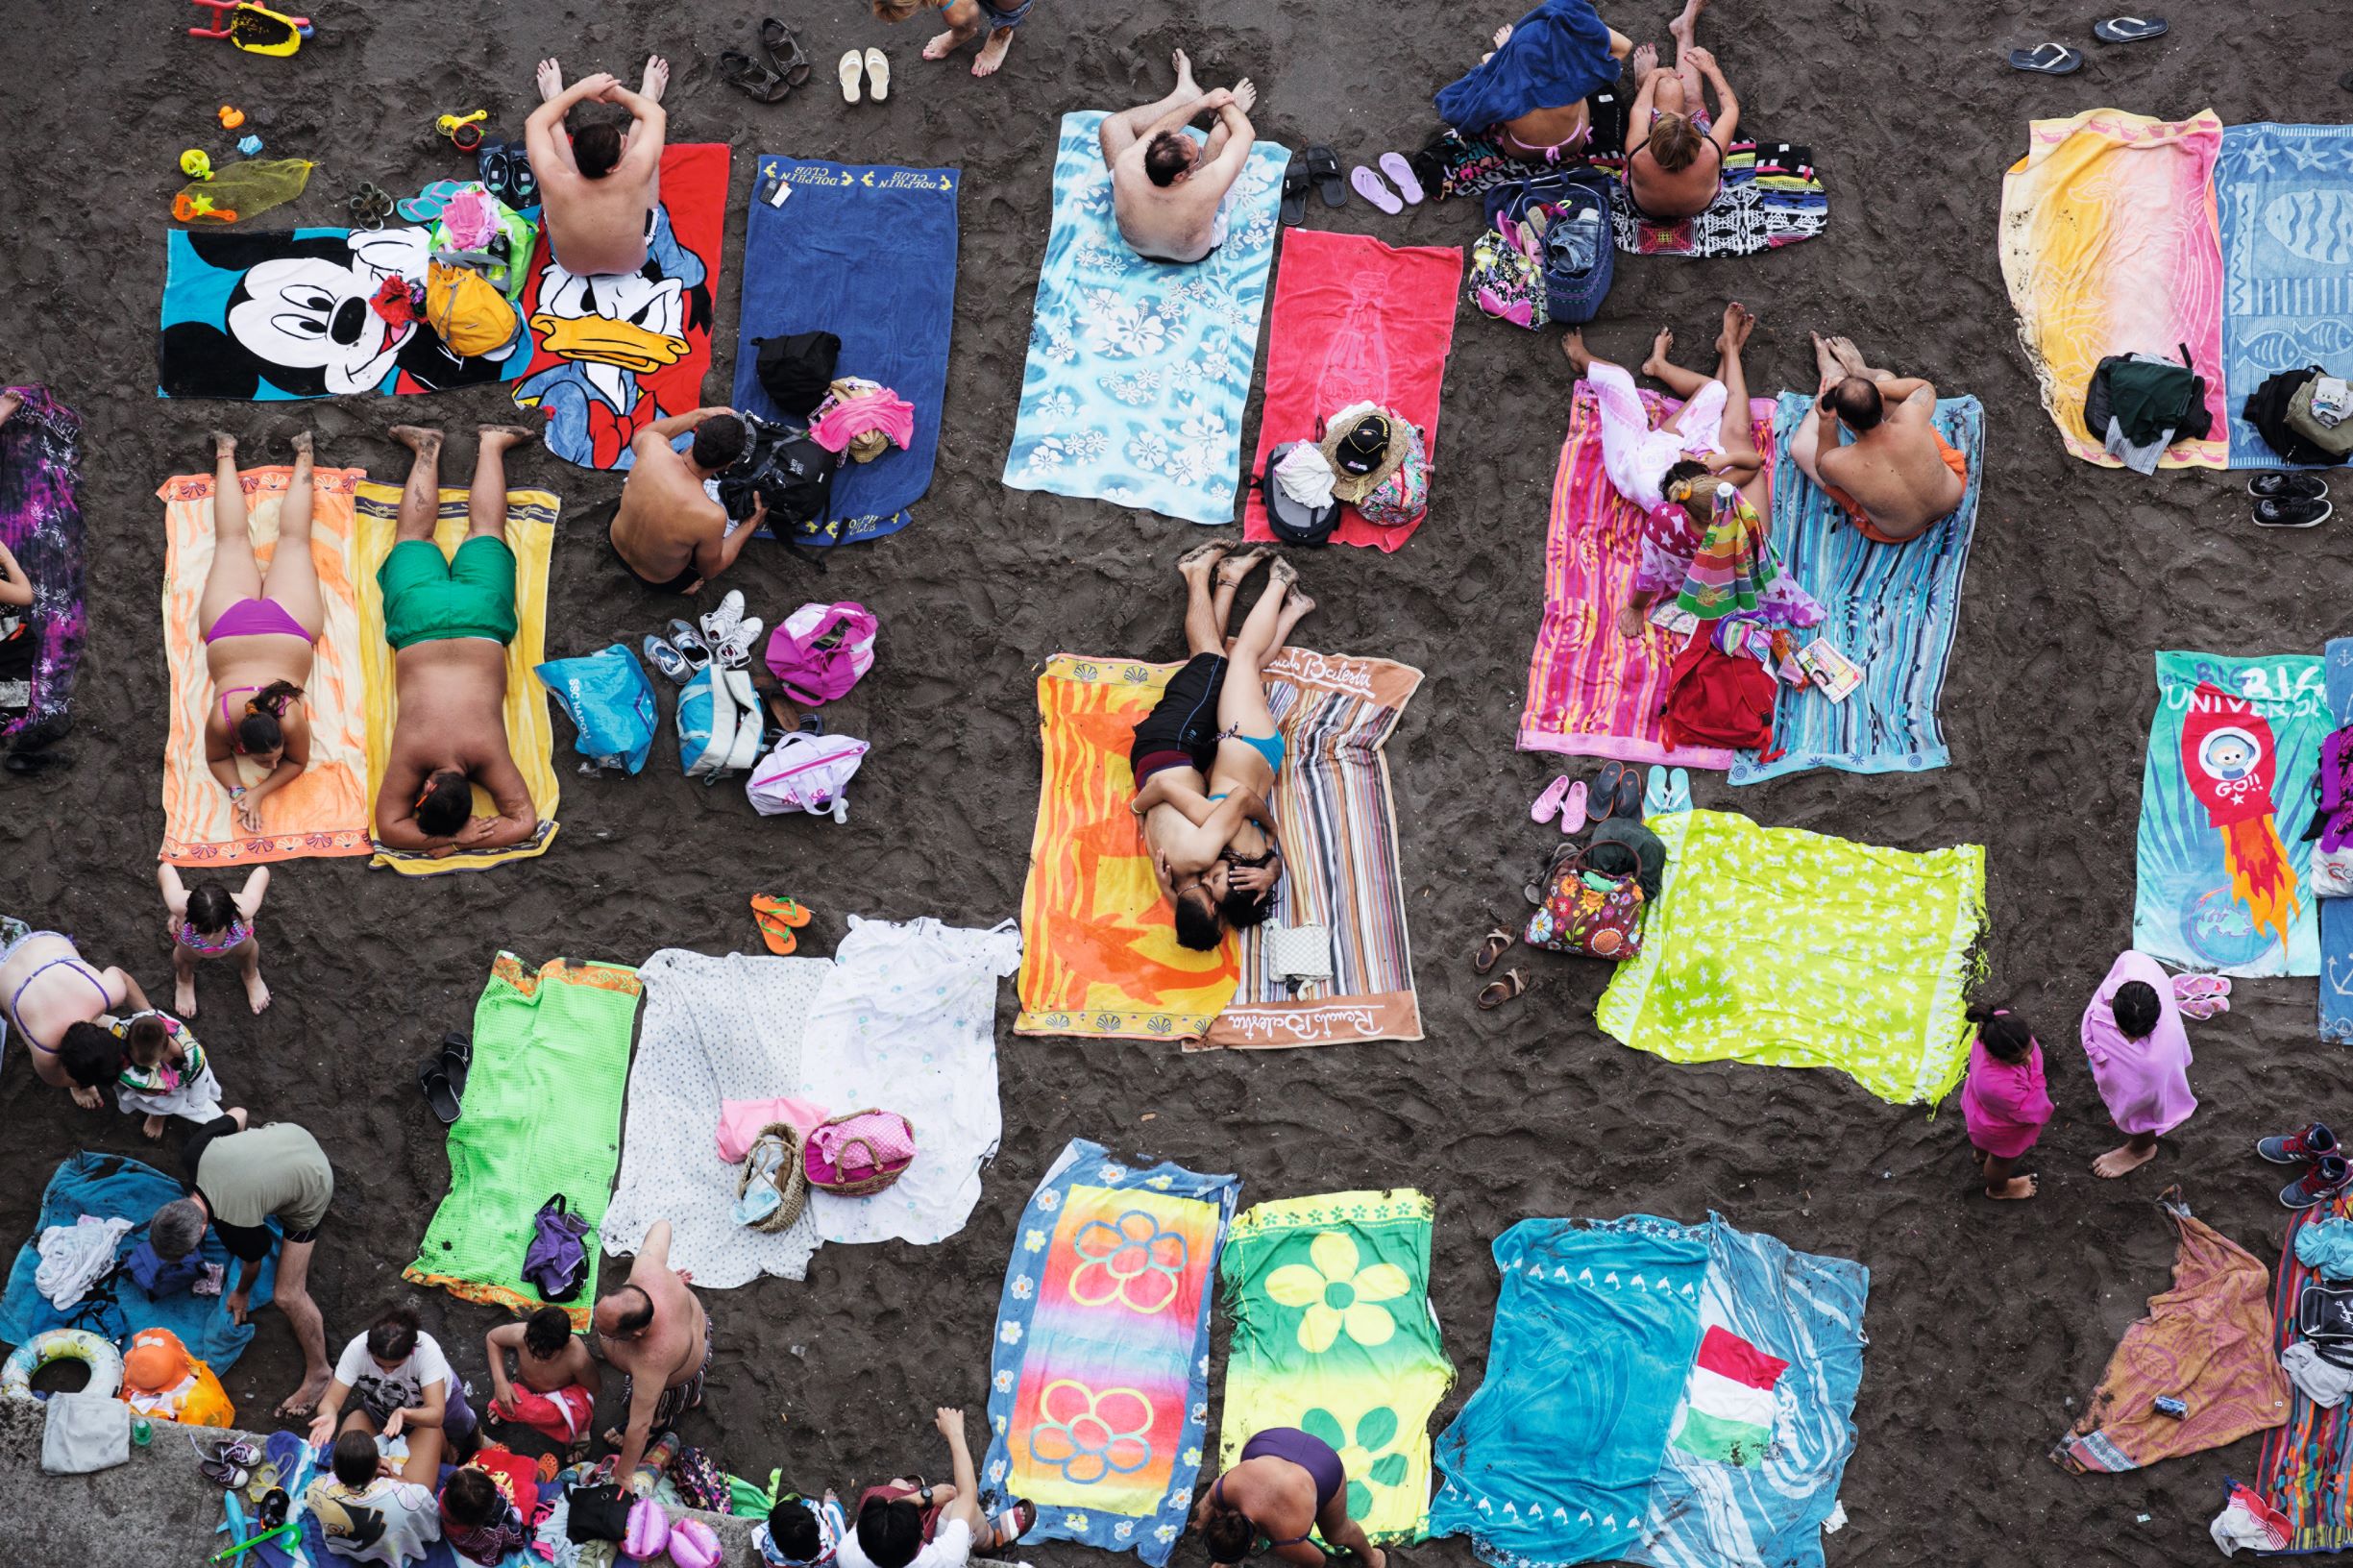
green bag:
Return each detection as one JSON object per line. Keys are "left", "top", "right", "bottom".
{"left": 724, "top": 1469, "right": 785, "bottom": 1518}
{"left": 429, "top": 182, "right": 539, "bottom": 306}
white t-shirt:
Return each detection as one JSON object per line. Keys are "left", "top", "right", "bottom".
{"left": 334, "top": 1332, "right": 455, "bottom": 1423}
{"left": 306, "top": 1476, "right": 443, "bottom": 1565}
{"left": 835, "top": 1516, "right": 970, "bottom": 1568}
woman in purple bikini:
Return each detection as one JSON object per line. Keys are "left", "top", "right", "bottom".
{"left": 1193, "top": 1427, "right": 1386, "bottom": 1568}
{"left": 199, "top": 429, "right": 323, "bottom": 834}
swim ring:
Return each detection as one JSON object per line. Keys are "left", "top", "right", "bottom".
{"left": 2, "top": 1328, "right": 124, "bottom": 1401}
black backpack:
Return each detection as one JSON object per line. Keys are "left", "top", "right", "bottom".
{"left": 2243, "top": 366, "right": 2337, "bottom": 467}
{"left": 1259, "top": 439, "right": 1338, "bottom": 545}
{"left": 752, "top": 331, "right": 842, "bottom": 419}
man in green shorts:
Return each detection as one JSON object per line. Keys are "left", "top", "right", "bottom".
{"left": 373, "top": 426, "right": 542, "bottom": 858}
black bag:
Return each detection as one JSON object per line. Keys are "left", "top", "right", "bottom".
{"left": 721, "top": 413, "right": 841, "bottom": 531}
{"left": 753, "top": 331, "right": 842, "bottom": 419}
{"left": 2243, "top": 365, "right": 2337, "bottom": 466}
{"left": 2083, "top": 344, "right": 2214, "bottom": 449}
{"left": 565, "top": 1482, "right": 631, "bottom": 1542}
{"left": 1259, "top": 440, "right": 1338, "bottom": 545}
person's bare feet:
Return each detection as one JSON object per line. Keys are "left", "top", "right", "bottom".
{"left": 1809, "top": 331, "right": 1843, "bottom": 388}
{"left": 142, "top": 1115, "right": 166, "bottom": 1140}
{"left": 1987, "top": 1174, "right": 2039, "bottom": 1200}
{"left": 535, "top": 58, "right": 564, "bottom": 104}
{"left": 1215, "top": 545, "right": 1272, "bottom": 588}
{"left": 1640, "top": 327, "right": 1676, "bottom": 380}
{"left": 1616, "top": 602, "right": 1648, "bottom": 640}
{"left": 922, "top": 27, "right": 963, "bottom": 60}
{"left": 245, "top": 969, "right": 271, "bottom": 1014}
{"left": 1561, "top": 330, "right": 1595, "bottom": 376}
{"left": 1172, "top": 48, "right": 1196, "bottom": 94}
{"left": 1630, "top": 41, "right": 1660, "bottom": 85}
{"left": 210, "top": 429, "right": 238, "bottom": 459}
{"left": 973, "top": 26, "right": 1014, "bottom": 76}
{"left": 276, "top": 1372, "right": 332, "bottom": 1423}
{"left": 1717, "top": 301, "right": 1755, "bottom": 355}
{"left": 1284, "top": 587, "right": 1316, "bottom": 620}
{"left": 2094, "top": 1140, "right": 2159, "bottom": 1179}
{"left": 1493, "top": 23, "right": 1513, "bottom": 47}
{"left": 1267, "top": 554, "right": 1300, "bottom": 593}
{"left": 640, "top": 55, "right": 670, "bottom": 103}
{"left": 1827, "top": 334, "right": 1869, "bottom": 377}
{"left": 1668, "top": 0, "right": 1708, "bottom": 51}
{"left": 175, "top": 972, "right": 198, "bottom": 1017}
{"left": 1177, "top": 540, "right": 1230, "bottom": 577}
{"left": 1229, "top": 78, "right": 1258, "bottom": 114}
{"left": 478, "top": 424, "right": 536, "bottom": 452}
{"left": 389, "top": 425, "right": 443, "bottom": 457}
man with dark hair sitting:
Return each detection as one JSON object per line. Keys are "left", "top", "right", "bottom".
{"left": 607, "top": 406, "right": 767, "bottom": 593}
{"left": 526, "top": 55, "right": 671, "bottom": 276}
{"left": 373, "top": 426, "right": 542, "bottom": 860}
{"left": 1791, "top": 332, "right": 1968, "bottom": 545}
{"left": 1099, "top": 48, "right": 1260, "bottom": 264}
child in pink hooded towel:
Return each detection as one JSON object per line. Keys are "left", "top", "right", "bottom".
{"left": 2081, "top": 949, "right": 2216, "bottom": 1180}
{"left": 1961, "top": 1005, "right": 2053, "bottom": 1201}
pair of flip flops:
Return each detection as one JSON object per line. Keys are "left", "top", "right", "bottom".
{"left": 751, "top": 893, "right": 811, "bottom": 954}
{"left": 1589, "top": 761, "right": 1649, "bottom": 822}
{"left": 722, "top": 18, "right": 812, "bottom": 102}
{"left": 1350, "top": 154, "right": 1427, "bottom": 216}
{"left": 1643, "top": 765, "right": 1693, "bottom": 816}
{"left": 416, "top": 1031, "right": 472, "bottom": 1125}
{"left": 2008, "top": 15, "right": 2166, "bottom": 74}
{"left": 839, "top": 46, "right": 891, "bottom": 103}
{"left": 1279, "top": 147, "right": 1346, "bottom": 225}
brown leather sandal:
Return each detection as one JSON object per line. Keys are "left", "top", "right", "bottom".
{"left": 1473, "top": 927, "right": 1514, "bottom": 974}
{"left": 1477, "top": 968, "right": 1529, "bottom": 1010}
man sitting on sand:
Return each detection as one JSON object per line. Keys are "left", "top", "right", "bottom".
{"left": 870, "top": 0, "right": 1036, "bottom": 80}
{"left": 1792, "top": 333, "right": 1966, "bottom": 545}
{"left": 608, "top": 408, "right": 765, "bottom": 593}
{"left": 1130, "top": 545, "right": 1312, "bottom": 951}
{"left": 594, "top": 1219, "right": 710, "bottom": 1483}
{"left": 484, "top": 1306, "right": 601, "bottom": 1458}
{"left": 1101, "top": 51, "right": 1259, "bottom": 265}
{"left": 372, "top": 427, "right": 541, "bottom": 860}
{"left": 527, "top": 57, "right": 670, "bottom": 276}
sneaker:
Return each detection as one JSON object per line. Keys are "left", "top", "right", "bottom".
{"left": 2255, "top": 496, "right": 2333, "bottom": 528}
{"left": 2282, "top": 1154, "right": 2353, "bottom": 1210}
{"left": 699, "top": 588, "right": 746, "bottom": 649}
{"left": 2259, "top": 1121, "right": 2340, "bottom": 1164}
{"left": 2246, "top": 472, "right": 2330, "bottom": 502}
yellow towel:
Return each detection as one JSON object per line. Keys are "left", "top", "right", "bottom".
{"left": 158, "top": 467, "right": 373, "bottom": 866}
{"left": 354, "top": 482, "right": 560, "bottom": 875}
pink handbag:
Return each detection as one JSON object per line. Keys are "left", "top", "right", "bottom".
{"left": 803, "top": 1109, "right": 915, "bottom": 1196}
{"left": 764, "top": 601, "right": 878, "bottom": 706}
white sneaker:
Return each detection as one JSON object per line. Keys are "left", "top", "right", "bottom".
{"left": 700, "top": 588, "right": 746, "bottom": 650}
{"left": 715, "top": 615, "right": 765, "bottom": 670}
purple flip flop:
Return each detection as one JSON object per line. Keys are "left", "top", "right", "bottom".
{"left": 1379, "top": 152, "right": 1426, "bottom": 205}
{"left": 1350, "top": 164, "right": 1403, "bottom": 215}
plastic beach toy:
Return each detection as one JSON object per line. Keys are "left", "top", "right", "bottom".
{"left": 186, "top": 0, "right": 313, "bottom": 55}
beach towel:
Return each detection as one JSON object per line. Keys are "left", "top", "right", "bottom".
{"left": 1517, "top": 386, "right": 1774, "bottom": 769}
{"left": 2057, "top": 1193, "right": 2287, "bottom": 1473}
{"left": 158, "top": 227, "right": 530, "bottom": 399}
{"left": 1434, "top": 0, "right": 1619, "bottom": 134}
{"left": 157, "top": 466, "right": 372, "bottom": 865}
{"left": 2133, "top": 650, "right": 2324, "bottom": 977}
{"left": 601, "top": 948, "right": 831, "bottom": 1288}
{"left": 1014, "top": 656, "right": 1243, "bottom": 1042}
{"left": 1595, "top": 809, "right": 1986, "bottom": 1106}
{"left": 2261, "top": 1195, "right": 2353, "bottom": 1549}
{"left": 1003, "top": 111, "right": 1289, "bottom": 525}
{"left": 2322, "top": 638, "right": 2353, "bottom": 1044}
{"left": 1998, "top": 109, "right": 2228, "bottom": 469}
{"left": 730, "top": 157, "right": 958, "bottom": 546}
{"left": 0, "top": 385, "right": 85, "bottom": 750}
{"left": 1728, "top": 393, "right": 1983, "bottom": 785}
{"left": 508, "top": 143, "right": 729, "bottom": 471}
{"left": 1591, "top": 140, "right": 1829, "bottom": 257}
{"left": 2216, "top": 122, "right": 2353, "bottom": 469}
{"left": 0, "top": 1152, "right": 276, "bottom": 1370}
{"left": 1196, "top": 649, "right": 1426, "bottom": 1051}
{"left": 1218, "top": 1190, "right": 1454, "bottom": 1545}
{"left": 1240, "top": 232, "right": 1463, "bottom": 552}
{"left": 797, "top": 916, "right": 1020, "bottom": 1246}
{"left": 355, "top": 480, "right": 560, "bottom": 874}
{"left": 982, "top": 1139, "right": 1238, "bottom": 1565}
{"left": 404, "top": 954, "right": 640, "bottom": 1329}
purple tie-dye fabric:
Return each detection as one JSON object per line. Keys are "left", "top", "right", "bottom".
{"left": 0, "top": 384, "right": 86, "bottom": 746}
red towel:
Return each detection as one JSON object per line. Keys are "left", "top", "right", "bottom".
{"left": 1241, "top": 231, "right": 1463, "bottom": 551}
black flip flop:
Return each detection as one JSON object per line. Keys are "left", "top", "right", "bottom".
{"left": 1613, "top": 766, "right": 1645, "bottom": 821}
{"left": 760, "top": 18, "right": 814, "bottom": 87}
{"left": 1591, "top": 761, "right": 1628, "bottom": 821}
{"left": 1304, "top": 146, "right": 1345, "bottom": 208}
{"left": 2092, "top": 15, "right": 2167, "bottom": 42}
{"left": 439, "top": 1032, "right": 472, "bottom": 1106}
{"left": 1280, "top": 158, "right": 1310, "bottom": 227}
{"left": 720, "top": 47, "right": 791, "bottom": 103}
{"left": 417, "top": 1056, "right": 460, "bottom": 1125}
{"left": 2006, "top": 43, "right": 2083, "bottom": 74}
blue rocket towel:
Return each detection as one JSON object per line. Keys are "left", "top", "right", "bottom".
{"left": 731, "top": 157, "right": 960, "bottom": 546}
{"left": 2216, "top": 123, "right": 2353, "bottom": 469}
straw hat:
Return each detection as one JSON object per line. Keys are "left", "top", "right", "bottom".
{"left": 1316, "top": 402, "right": 1412, "bottom": 504}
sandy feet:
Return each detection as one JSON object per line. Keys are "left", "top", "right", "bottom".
{"left": 535, "top": 59, "right": 564, "bottom": 104}
{"left": 1718, "top": 301, "right": 1755, "bottom": 355}
{"left": 1639, "top": 327, "right": 1677, "bottom": 380}
{"left": 1560, "top": 330, "right": 1595, "bottom": 376}
{"left": 640, "top": 55, "right": 670, "bottom": 103}
{"left": 973, "top": 26, "right": 1014, "bottom": 76}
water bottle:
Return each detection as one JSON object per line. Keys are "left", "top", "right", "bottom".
{"left": 131, "top": 1415, "right": 152, "bottom": 1446}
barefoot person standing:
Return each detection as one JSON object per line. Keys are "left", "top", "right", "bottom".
{"left": 1100, "top": 51, "right": 1260, "bottom": 265}
{"left": 2082, "top": 952, "right": 2197, "bottom": 1180}
{"left": 594, "top": 1220, "right": 710, "bottom": 1484}
{"left": 870, "top": 0, "right": 1037, "bottom": 80}
{"left": 526, "top": 57, "right": 671, "bottom": 276}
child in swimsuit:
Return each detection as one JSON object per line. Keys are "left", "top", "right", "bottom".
{"left": 58, "top": 1010, "right": 238, "bottom": 1140}
{"left": 158, "top": 864, "right": 272, "bottom": 1017}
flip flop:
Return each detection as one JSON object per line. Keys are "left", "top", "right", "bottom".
{"left": 720, "top": 48, "right": 790, "bottom": 103}
{"left": 1350, "top": 165, "right": 1403, "bottom": 214}
{"left": 761, "top": 17, "right": 814, "bottom": 86}
{"left": 1592, "top": 761, "right": 1629, "bottom": 821}
{"left": 838, "top": 49, "right": 864, "bottom": 103}
{"left": 1378, "top": 152, "right": 1427, "bottom": 205}
{"left": 417, "top": 1053, "right": 458, "bottom": 1125}
{"left": 1644, "top": 766, "right": 1673, "bottom": 817}
{"left": 1531, "top": 774, "right": 1572, "bottom": 823}
{"left": 643, "top": 635, "right": 691, "bottom": 684}
{"left": 1560, "top": 779, "right": 1589, "bottom": 836}
{"left": 1476, "top": 969, "right": 1529, "bottom": 1011}
{"left": 666, "top": 620, "right": 714, "bottom": 670}
{"left": 1614, "top": 765, "right": 1645, "bottom": 821}
{"left": 1473, "top": 928, "right": 1514, "bottom": 974}
{"left": 2006, "top": 42, "right": 2082, "bottom": 74}
{"left": 986, "top": 1501, "right": 1038, "bottom": 1551}
{"left": 753, "top": 894, "right": 813, "bottom": 928}
{"left": 1279, "top": 158, "right": 1310, "bottom": 227}
{"left": 440, "top": 1032, "right": 471, "bottom": 1104}
{"left": 866, "top": 48, "right": 891, "bottom": 102}
{"left": 1667, "top": 767, "right": 1692, "bottom": 813}
{"left": 1304, "top": 146, "right": 1345, "bottom": 208}
{"left": 2092, "top": 15, "right": 2167, "bottom": 41}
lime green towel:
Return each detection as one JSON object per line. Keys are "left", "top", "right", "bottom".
{"left": 1596, "top": 809, "right": 1985, "bottom": 1106}
{"left": 405, "top": 953, "right": 641, "bottom": 1328}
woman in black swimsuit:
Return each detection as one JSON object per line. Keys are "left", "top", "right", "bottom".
{"left": 1194, "top": 1426, "right": 1386, "bottom": 1568}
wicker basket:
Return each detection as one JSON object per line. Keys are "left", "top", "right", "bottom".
{"left": 737, "top": 1121, "right": 808, "bottom": 1233}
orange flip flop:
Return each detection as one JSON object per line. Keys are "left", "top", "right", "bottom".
{"left": 751, "top": 894, "right": 812, "bottom": 955}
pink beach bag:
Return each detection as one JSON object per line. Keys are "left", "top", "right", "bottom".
{"left": 803, "top": 1109, "right": 915, "bottom": 1196}
{"left": 764, "top": 601, "right": 878, "bottom": 705}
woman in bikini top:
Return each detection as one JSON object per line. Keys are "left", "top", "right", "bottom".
{"left": 0, "top": 927, "right": 145, "bottom": 1096}
{"left": 1192, "top": 1427, "right": 1385, "bottom": 1568}
{"left": 198, "top": 429, "right": 326, "bottom": 834}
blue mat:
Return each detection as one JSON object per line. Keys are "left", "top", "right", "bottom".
{"left": 2217, "top": 123, "right": 2353, "bottom": 469}
{"left": 2323, "top": 638, "right": 2353, "bottom": 1043}
{"left": 729, "top": 156, "right": 960, "bottom": 546}
{"left": 0, "top": 1151, "right": 276, "bottom": 1369}
{"left": 1729, "top": 394, "right": 1983, "bottom": 784}
{"left": 1002, "top": 113, "right": 1289, "bottom": 525}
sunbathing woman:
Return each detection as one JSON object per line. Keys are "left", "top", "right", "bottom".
{"left": 1621, "top": 0, "right": 1739, "bottom": 219}
{"left": 200, "top": 430, "right": 324, "bottom": 835}
{"left": 1437, "top": 0, "right": 1634, "bottom": 164}
{"left": 0, "top": 922, "right": 149, "bottom": 1099}
{"left": 1194, "top": 1426, "right": 1385, "bottom": 1568}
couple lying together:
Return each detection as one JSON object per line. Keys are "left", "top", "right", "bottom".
{"left": 1129, "top": 546, "right": 1312, "bottom": 951}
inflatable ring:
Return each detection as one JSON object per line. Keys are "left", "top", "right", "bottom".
{"left": 2, "top": 1328, "right": 124, "bottom": 1402}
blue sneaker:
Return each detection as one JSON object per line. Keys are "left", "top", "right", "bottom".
{"left": 2259, "top": 1122, "right": 2339, "bottom": 1165}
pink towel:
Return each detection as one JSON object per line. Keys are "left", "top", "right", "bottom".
{"left": 1960, "top": 1035, "right": 2052, "bottom": 1160}
{"left": 2081, "top": 950, "right": 2197, "bottom": 1138}
{"left": 809, "top": 390, "right": 916, "bottom": 456}
{"left": 715, "top": 1095, "right": 830, "bottom": 1163}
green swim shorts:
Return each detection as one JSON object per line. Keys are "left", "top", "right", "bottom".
{"left": 378, "top": 536, "right": 518, "bottom": 650}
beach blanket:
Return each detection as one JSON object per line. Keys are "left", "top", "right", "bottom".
{"left": 2133, "top": 650, "right": 2324, "bottom": 977}
{"left": 2216, "top": 122, "right": 2353, "bottom": 469}
{"left": 2323, "top": 639, "right": 2353, "bottom": 1044}
{"left": 1998, "top": 109, "right": 2229, "bottom": 469}
{"left": 1240, "top": 232, "right": 1462, "bottom": 552}
{"left": 0, "top": 1152, "right": 276, "bottom": 1369}
{"left": 355, "top": 480, "right": 560, "bottom": 873}
{"left": 1592, "top": 140, "right": 1828, "bottom": 257}
{"left": 157, "top": 466, "right": 372, "bottom": 865}
{"left": 2261, "top": 1195, "right": 2353, "bottom": 1549}
{"left": 1218, "top": 1190, "right": 1454, "bottom": 1545}
{"left": 1517, "top": 386, "right": 1774, "bottom": 769}
{"left": 798, "top": 916, "right": 1020, "bottom": 1246}
{"left": 983, "top": 1138, "right": 1238, "bottom": 1565}
{"left": 404, "top": 954, "right": 640, "bottom": 1328}
{"left": 601, "top": 948, "right": 830, "bottom": 1288}
{"left": 508, "top": 143, "right": 728, "bottom": 471}
{"left": 1595, "top": 809, "right": 1986, "bottom": 1106}
{"left": 159, "top": 227, "right": 530, "bottom": 399}
{"left": 2057, "top": 1194, "right": 2287, "bottom": 1474}
{"left": 0, "top": 385, "right": 85, "bottom": 750}
{"left": 730, "top": 156, "right": 958, "bottom": 546}
{"left": 1003, "top": 112, "right": 1289, "bottom": 525}
{"left": 1728, "top": 393, "right": 1983, "bottom": 785}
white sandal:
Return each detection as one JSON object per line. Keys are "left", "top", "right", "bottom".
{"left": 865, "top": 47, "right": 890, "bottom": 101}
{"left": 838, "top": 49, "right": 864, "bottom": 103}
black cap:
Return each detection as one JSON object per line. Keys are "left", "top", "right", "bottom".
{"left": 1335, "top": 414, "right": 1391, "bottom": 475}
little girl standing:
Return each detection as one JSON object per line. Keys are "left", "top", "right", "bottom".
{"left": 1961, "top": 1005, "right": 2054, "bottom": 1200}
{"left": 158, "top": 864, "right": 271, "bottom": 1016}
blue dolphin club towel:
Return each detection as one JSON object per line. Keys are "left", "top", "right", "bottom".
{"left": 731, "top": 157, "right": 960, "bottom": 546}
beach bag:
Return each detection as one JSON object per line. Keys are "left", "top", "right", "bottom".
{"left": 1484, "top": 173, "right": 1614, "bottom": 326}
{"left": 40, "top": 1392, "right": 130, "bottom": 1475}
{"left": 2287, "top": 378, "right": 2353, "bottom": 459}
{"left": 2241, "top": 367, "right": 2335, "bottom": 466}
{"left": 521, "top": 1193, "right": 590, "bottom": 1303}
{"left": 725, "top": 415, "right": 840, "bottom": 533}
{"left": 764, "top": 601, "right": 878, "bottom": 705}
{"left": 429, "top": 183, "right": 538, "bottom": 304}
{"left": 1468, "top": 223, "right": 1549, "bottom": 330}
{"left": 803, "top": 1109, "right": 915, "bottom": 1195}
{"left": 671, "top": 1448, "right": 732, "bottom": 1515}
{"left": 424, "top": 259, "right": 520, "bottom": 356}
{"left": 1524, "top": 845, "right": 1647, "bottom": 959}
{"left": 678, "top": 666, "right": 764, "bottom": 782}
{"left": 1353, "top": 422, "right": 1432, "bottom": 530}
{"left": 754, "top": 331, "right": 843, "bottom": 419}
{"left": 1661, "top": 634, "right": 1776, "bottom": 751}
{"left": 567, "top": 1482, "right": 631, "bottom": 1543}
{"left": 123, "top": 1237, "right": 207, "bottom": 1297}
{"left": 736, "top": 1122, "right": 809, "bottom": 1234}
{"left": 1587, "top": 816, "right": 1668, "bottom": 901}
{"left": 536, "top": 644, "right": 658, "bottom": 775}
{"left": 1260, "top": 440, "right": 1339, "bottom": 545}
{"left": 747, "top": 730, "right": 868, "bottom": 820}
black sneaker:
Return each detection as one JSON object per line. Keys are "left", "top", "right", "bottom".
{"left": 2248, "top": 472, "right": 2329, "bottom": 502}
{"left": 2255, "top": 495, "right": 2333, "bottom": 528}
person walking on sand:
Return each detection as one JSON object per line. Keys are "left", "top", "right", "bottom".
{"left": 1101, "top": 51, "right": 1260, "bottom": 265}
{"left": 607, "top": 407, "right": 764, "bottom": 594}
{"left": 526, "top": 57, "right": 671, "bottom": 276}
{"left": 1961, "top": 1005, "right": 2054, "bottom": 1201}
{"left": 1621, "top": 0, "right": 1740, "bottom": 219}
{"left": 1792, "top": 332, "right": 1968, "bottom": 545}
{"left": 2081, "top": 951, "right": 2206, "bottom": 1179}
{"left": 594, "top": 1219, "right": 710, "bottom": 1484}
{"left": 870, "top": 0, "right": 1036, "bottom": 80}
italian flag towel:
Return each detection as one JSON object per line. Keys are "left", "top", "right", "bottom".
{"left": 1668, "top": 1325, "right": 1788, "bottom": 1466}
